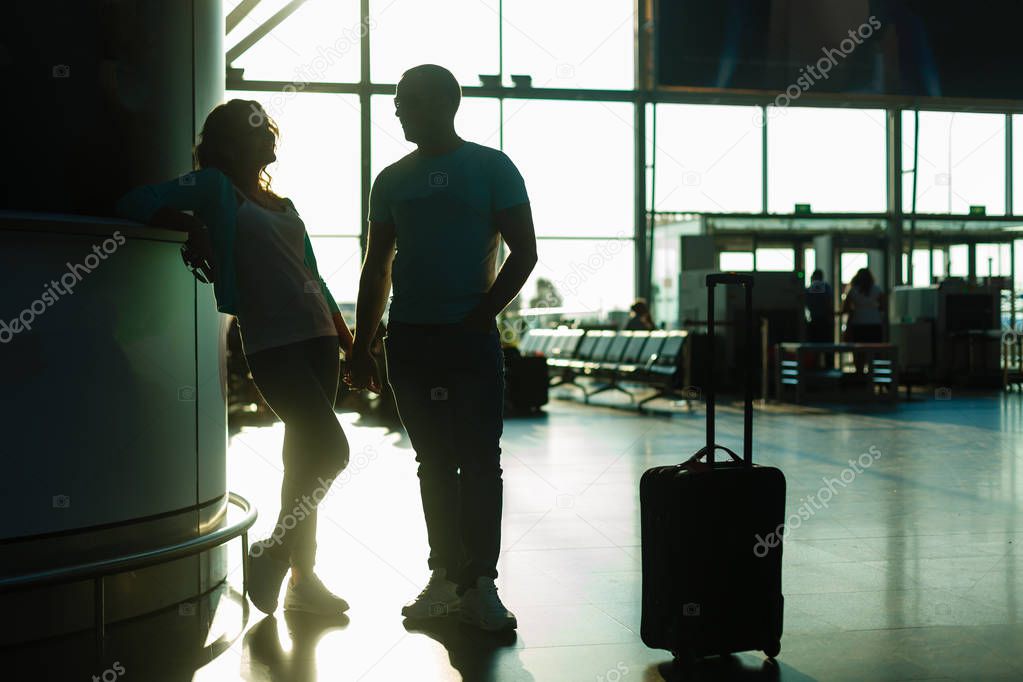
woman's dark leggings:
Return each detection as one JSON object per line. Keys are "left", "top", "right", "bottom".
{"left": 245, "top": 334, "right": 350, "bottom": 572}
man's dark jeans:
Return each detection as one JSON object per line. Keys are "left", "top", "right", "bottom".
{"left": 383, "top": 320, "right": 505, "bottom": 590}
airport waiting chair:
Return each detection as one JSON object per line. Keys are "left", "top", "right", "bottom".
{"left": 585, "top": 331, "right": 636, "bottom": 403}
{"left": 637, "top": 330, "right": 691, "bottom": 411}
{"left": 547, "top": 329, "right": 586, "bottom": 390}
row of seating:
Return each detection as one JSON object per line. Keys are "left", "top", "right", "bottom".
{"left": 520, "top": 328, "right": 691, "bottom": 409}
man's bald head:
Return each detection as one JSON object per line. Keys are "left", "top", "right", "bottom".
{"left": 394, "top": 64, "right": 462, "bottom": 145}
{"left": 400, "top": 64, "right": 461, "bottom": 114}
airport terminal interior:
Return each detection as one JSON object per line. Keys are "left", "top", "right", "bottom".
{"left": 3, "top": 1, "right": 1023, "bottom": 681}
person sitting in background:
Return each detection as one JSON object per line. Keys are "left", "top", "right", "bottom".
{"left": 841, "top": 267, "right": 885, "bottom": 373}
{"left": 805, "top": 269, "right": 833, "bottom": 343}
{"left": 625, "top": 299, "right": 655, "bottom": 330}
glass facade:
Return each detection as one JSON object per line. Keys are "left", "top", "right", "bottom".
{"left": 225, "top": 2, "right": 1022, "bottom": 315}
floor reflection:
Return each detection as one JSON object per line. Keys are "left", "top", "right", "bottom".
{"left": 242, "top": 613, "right": 350, "bottom": 682}
{"left": 402, "top": 617, "right": 530, "bottom": 682}
{"left": 11, "top": 393, "right": 1023, "bottom": 681}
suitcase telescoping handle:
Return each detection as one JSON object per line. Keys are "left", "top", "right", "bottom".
{"left": 705, "top": 273, "right": 754, "bottom": 467}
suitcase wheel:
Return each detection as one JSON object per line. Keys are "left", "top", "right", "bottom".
{"left": 763, "top": 640, "right": 781, "bottom": 659}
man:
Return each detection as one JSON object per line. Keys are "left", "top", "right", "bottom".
{"left": 805, "top": 269, "right": 834, "bottom": 343}
{"left": 345, "top": 64, "right": 536, "bottom": 632}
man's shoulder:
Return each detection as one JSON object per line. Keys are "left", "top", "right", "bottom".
{"left": 464, "top": 141, "right": 512, "bottom": 163}
{"left": 375, "top": 151, "right": 419, "bottom": 183}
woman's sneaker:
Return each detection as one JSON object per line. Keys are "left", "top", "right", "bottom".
{"left": 247, "top": 540, "right": 290, "bottom": 614}
{"left": 283, "top": 573, "right": 349, "bottom": 616}
{"left": 459, "top": 577, "right": 517, "bottom": 631}
{"left": 401, "top": 569, "right": 461, "bottom": 619}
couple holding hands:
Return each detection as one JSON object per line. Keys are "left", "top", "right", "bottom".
{"left": 116, "top": 64, "right": 537, "bottom": 632}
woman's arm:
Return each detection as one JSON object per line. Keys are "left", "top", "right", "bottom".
{"left": 840, "top": 290, "right": 853, "bottom": 315}
{"left": 115, "top": 169, "right": 232, "bottom": 227}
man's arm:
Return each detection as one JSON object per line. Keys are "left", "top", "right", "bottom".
{"left": 345, "top": 221, "right": 394, "bottom": 392}
{"left": 463, "top": 203, "right": 538, "bottom": 328}
{"left": 353, "top": 220, "right": 396, "bottom": 353}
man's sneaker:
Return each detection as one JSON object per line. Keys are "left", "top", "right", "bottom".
{"left": 459, "top": 577, "right": 517, "bottom": 631}
{"left": 283, "top": 573, "right": 350, "bottom": 616}
{"left": 247, "top": 540, "right": 290, "bottom": 614}
{"left": 401, "top": 569, "right": 461, "bottom": 619}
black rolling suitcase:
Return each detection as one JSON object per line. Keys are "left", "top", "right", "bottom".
{"left": 640, "top": 273, "right": 786, "bottom": 661}
{"left": 502, "top": 346, "right": 549, "bottom": 413}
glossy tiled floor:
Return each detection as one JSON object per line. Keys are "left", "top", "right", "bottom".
{"left": 18, "top": 391, "right": 1023, "bottom": 680}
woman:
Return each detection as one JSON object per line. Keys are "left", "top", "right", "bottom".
{"left": 625, "top": 298, "right": 655, "bottom": 331}
{"left": 841, "top": 267, "right": 885, "bottom": 373}
{"left": 116, "top": 100, "right": 353, "bottom": 617}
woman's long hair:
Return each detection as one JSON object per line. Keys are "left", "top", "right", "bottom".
{"left": 850, "top": 268, "right": 874, "bottom": 295}
{"left": 193, "top": 99, "right": 280, "bottom": 198}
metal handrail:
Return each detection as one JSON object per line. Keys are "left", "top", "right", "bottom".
{"left": 0, "top": 492, "right": 257, "bottom": 652}
{"left": 0, "top": 492, "right": 256, "bottom": 592}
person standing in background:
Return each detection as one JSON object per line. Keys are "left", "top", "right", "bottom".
{"left": 842, "top": 267, "right": 885, "bottom": 374}
{"left": 805, "top": 269, "right": 834, "bottom": 343}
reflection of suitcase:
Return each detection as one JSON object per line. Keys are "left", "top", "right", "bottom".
{"left": 640, "top": 273, "right": 786, "bottom": 662}
{"left": 502, "top": 346, "right": 549, "bottom": 413}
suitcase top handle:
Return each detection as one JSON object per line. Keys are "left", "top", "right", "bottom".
{"left": 705, "top": 273, "right": 754, "bottom": 468}
{"left": 706, "top": 273, "right": 753, "bottom": 287}
{"left": 683, "top": 444, "right": 744, "bottom": 469}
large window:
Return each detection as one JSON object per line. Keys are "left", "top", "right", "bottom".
{"left": 224, "top": 1, "right": 1020, "bottom": 319}
{"left": 519, "top": 238, "right": 635, "bottom": 320}
{"left": 719, "top": 252, "right": 753, "bottom": 272}
{"left": 903, "top": 112, "right": 1006, "bottom": 215}
{"left": 501, "top": 1, "right": 634, "bottom": 89}
{"left": 648, "top": 104, "right": 762, "bottom": 213}
{"left": 309, "top": 236, "right": 362, "bottom": 309}
{"left": 840, "top": 252, "right": 868, "bottom": 285}
{"left": 227, "top": 0, "right": 361, "bottom": 83}
{"left": 369, "top": 0, "right": 499, "bottom": 85}
{"left": 755, "top": 247, "right": 795, "bottom": 272}
{"left": 236, "top": 91, "right": 361, "bottom": 236}
{"left": 768, "top": 107, "right": 887, "bottom": 213}
{"left": 976, "top": 243, "right": 1012, "bottom": 277}
{"left": 502, "top": 100, "right": 633, "bottom": 238}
